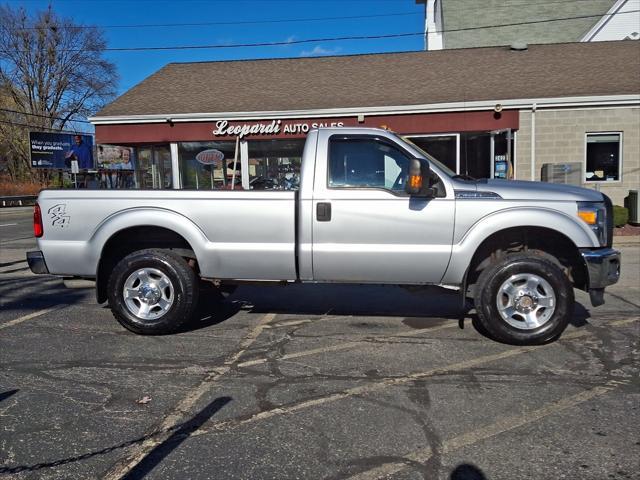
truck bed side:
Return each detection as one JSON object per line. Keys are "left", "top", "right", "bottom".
{"left": 36, "top": 189, "right": 297, "bottom": 280}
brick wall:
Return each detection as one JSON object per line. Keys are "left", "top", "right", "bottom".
{"left": 515, "top": 107, "right": 640, "bottom": 205}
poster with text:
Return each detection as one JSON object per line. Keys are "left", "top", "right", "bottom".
{"left": 30, "top": 132, "right": 94, "bottom": 169}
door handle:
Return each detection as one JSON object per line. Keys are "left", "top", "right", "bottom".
{"left": 316, "top": 202, "right": 332, "bottom": 222}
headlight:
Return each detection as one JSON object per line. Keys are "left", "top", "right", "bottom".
{"left": 577, "top": 201, "right": 607, "bottom": 246}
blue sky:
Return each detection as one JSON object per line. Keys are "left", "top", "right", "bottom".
{"left": 8, "top": 0, "right": 426, "bottom": 94}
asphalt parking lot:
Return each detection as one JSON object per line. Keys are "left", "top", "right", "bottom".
{"left": 1, "top": 206, "right": 639, "bottom": 480}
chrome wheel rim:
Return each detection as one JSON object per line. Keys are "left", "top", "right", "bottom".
{"left": 123, "top": 268, "right": 174, "bottom": 321}
{"left": 496, "top": 273, "right": 556, "bottom": 330}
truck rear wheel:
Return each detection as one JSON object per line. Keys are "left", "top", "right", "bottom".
{"left": 474, "top": 253, "right": 574, "bottom": 345}
{"left": 107, "top": 249, "right": 199, "bottom": 335}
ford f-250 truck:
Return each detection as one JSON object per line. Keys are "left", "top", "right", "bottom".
{"left": 27, "top": 127, "right": 620, "bottom": 344}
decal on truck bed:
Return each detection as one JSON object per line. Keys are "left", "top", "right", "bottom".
{"left": 48, "top": 204, "right": 70, "bottom": 228}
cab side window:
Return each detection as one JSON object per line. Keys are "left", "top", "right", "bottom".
{"left": 328, "top": 137, "right": 411, "bottom": 193}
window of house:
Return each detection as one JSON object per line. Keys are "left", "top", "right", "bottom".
{"left": 585, "top": 133, "right": 622, "bottom": 183}
{"left": 328, "top": 136, "right": 411, "bottom": 192}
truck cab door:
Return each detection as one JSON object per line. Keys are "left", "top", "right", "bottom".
{"left": 311, "top": 131, "right": 455, "bottom": 284}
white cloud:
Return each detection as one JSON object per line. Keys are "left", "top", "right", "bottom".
{"left": 299, "top": 45, "right": 342, "bottom": 57}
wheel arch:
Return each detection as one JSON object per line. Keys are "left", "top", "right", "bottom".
{"left": 92, "top": 208, "right": 207, "bottom": 303}
{"left": 460, "top": 226, "right": 588, "bottom": 298}
{"left": 442, "top": 207, "right": 596, "bottom": 286}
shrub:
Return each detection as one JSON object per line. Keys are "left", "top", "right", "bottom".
{"left": 0, "top": 177, "right": 44, "bottom": 196}
{"left": 613, "top": 205, "right": 629, "bottom": 227}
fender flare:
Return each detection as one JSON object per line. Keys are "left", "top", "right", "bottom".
{"left": 90, "top": 208, "right": 210, "bottom": 302}
{"left": 442, "top": 207, "right": 597, "bottom": 285}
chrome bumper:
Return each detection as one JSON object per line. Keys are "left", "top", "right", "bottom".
{"left": 26, "top": 251, "right": 49, "bottom": 274}
{"left": 580, "top": 248, "right": 620, "bottom": 306}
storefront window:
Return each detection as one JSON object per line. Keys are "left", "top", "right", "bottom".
{"left": 459, "top": 133, "right": 491, "bottom": 179}
{"left": 247, "top": 139, "right": 304, "bottom": 190}
{"left": 407, "top": 135, "right": 458, "bottom": 173}
{"left": 178, "top": 141, "right": 240, "bottom": 190}
{"left": 457, "top": 131, "right": 516, "bottom": 180}
{"left": 93, "top": 144, "right": 171, "bottom": 189}
{"left": 404, "top": 132, "right": 516, "bottom": 180}
{"left": 585, "top": 133, "right": 622, "bottom": 182}
{"left": 137, "top": 146, "right": 172, "bottom": 189}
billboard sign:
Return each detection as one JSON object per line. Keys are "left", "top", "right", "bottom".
{"left": 97, "top": 144, "right": 136, "bottom": 170}
{"left": 30, "top": 132, "right": 94, "bottom": 170}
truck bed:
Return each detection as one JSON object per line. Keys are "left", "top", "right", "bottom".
{"left": 36, "top": 189, "right": 298, "bottom": 280}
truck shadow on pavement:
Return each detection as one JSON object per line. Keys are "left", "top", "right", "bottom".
{"left": 0, "top": 396, "right": 232, "bottom": 476}
{"left": 450, "top": 463, "right": 487, "bottom": 479}
{"left": 226, "top": 283, "right": 466, "bottom": 318}
{"left": 190, "top": 283, "right": 592, "bottom": 340}
{"left": 0, "top": 389, "right": 18, "bottom": 404}
{"left": 0, "top": 276, "right": 88, "bottom": 313}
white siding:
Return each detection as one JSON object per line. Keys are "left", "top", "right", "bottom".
{"left": 582, "top": 0, "right": 640, "bottom": 41}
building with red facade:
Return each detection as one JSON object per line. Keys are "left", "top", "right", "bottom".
{"left": 91, "top": 40, "right": 639, "bottom": 203}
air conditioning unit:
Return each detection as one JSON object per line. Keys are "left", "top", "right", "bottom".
{"left": 541, "top": 162, "right": 582, "bottom": 186}
{"left": 625, "top": 190, "right": 639, "bottom": 225}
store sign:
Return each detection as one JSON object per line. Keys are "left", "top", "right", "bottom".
{"left": 195, "top": 149, "right": 225, "bottom": 165}
{"left": 212, "top": 119, "right": 345, "bottom": 139}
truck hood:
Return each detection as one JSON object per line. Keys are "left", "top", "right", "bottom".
{"left": 472, "top": 179, "right": 604, "bottom": 202}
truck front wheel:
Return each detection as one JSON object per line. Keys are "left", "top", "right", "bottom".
{"left": 107, "top": 249, "right": 199, "bottom": 334}
{"left": 474, "top": 253, "right": 574, "bottom": 345}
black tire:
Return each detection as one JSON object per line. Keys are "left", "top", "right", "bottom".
{"left": 474, "top": 253, "right": 574, "bottom": 345}
{"left": 107, "top": 248, "right": 199, "bottom": 335}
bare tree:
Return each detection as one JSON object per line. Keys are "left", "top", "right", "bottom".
{"left": 0, "top": 4, "right": 118, "bottom": 181}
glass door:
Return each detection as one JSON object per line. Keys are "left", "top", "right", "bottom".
{"left": 491, "top": 129, "right": 514, "bottom": 179}
{"left": 460, "top": 133, "right": 491, "bottom": 179}
{"left": 136, "top": 145, "right": 172, "bottom": 189}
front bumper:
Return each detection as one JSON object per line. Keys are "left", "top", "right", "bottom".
{"left": 580, "top": 247, "right": 620, "bottom": 306}
{"left": 26, "top": 251, "right": 49, "bottom": 274}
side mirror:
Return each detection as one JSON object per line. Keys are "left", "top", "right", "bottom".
{"left": 405, "top": 158, "right": 434, "bottom": 197}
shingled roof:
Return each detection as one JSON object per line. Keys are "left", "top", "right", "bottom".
{"left": 95, "top": 40, "right": 640, "bottom": 118}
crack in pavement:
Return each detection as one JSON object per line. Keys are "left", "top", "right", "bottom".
{"left": 343, "top": 377, "right": 631, "bottom": 480}
{"left": 100, "top": 312, "right": 277, "bottom": 480}
{"left": 1, "top": 316, "right": 636, "bottom": 477}
{"left": 237, "top": 322, "right": 458, "bottom": 368}
{"left": 190, "top": 316, "right": 639, "bottom": 438}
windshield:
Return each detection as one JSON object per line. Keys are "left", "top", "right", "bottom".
{"left": 396, "top": 134, "right": 456, "bottom": 178}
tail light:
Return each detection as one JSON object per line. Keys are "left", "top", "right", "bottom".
{"left": 34, "top": 203, "right": 43, "bottom": 238}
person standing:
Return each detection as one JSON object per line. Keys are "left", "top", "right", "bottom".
{"left": 71, "top": 135, "right": 93, "bottom": 169}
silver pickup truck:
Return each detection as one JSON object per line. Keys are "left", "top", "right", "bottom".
{"left": 27, "top": 127, "right": 620, "bottom": 344}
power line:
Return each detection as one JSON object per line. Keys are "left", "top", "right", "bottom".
{"left": 0, "top": 119, "right": 89, "bottom": 134}
{"left": 107, "top": 32, "right": 423, "bottom": 52}
{"left": 11, "top": 11, "right": 421, "bottom": 30}
{"left": 0, "top": 107, "right": 92, "bottom": 124}
{"left": 3, "top": 10, "right": 635, "bottom": 53}
{"left": 7, "top": 0, "right": 607, "bottom": 31}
